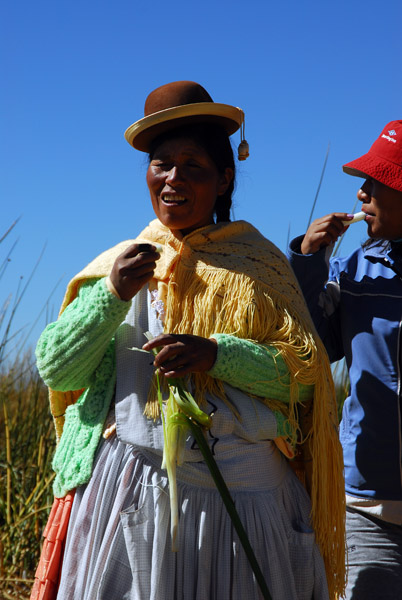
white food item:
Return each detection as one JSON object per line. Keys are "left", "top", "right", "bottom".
{"left": 342, "top": 211, "right": 366, "bottom": 225}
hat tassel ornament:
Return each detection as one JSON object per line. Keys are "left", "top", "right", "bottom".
{"left": 238, "top": 111, "right": 249, "bottom": 161}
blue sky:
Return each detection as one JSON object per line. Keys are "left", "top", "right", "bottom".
{"left": 1, "top": 0, "right": 401, "bottom": 356}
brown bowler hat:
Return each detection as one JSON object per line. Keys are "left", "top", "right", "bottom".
{"left": 124, "top": 81, "right": 245, "bottom": 153}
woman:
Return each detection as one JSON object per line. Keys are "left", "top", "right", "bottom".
{"left": 31, "top": 81, "right": 345, "bottom": 600}
{"left": 287, "top": 120, "right": 402, "bottom": 599}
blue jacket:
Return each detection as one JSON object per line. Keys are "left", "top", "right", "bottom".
{"left": 288, "top": 236, "right": 402, "bottom": 501}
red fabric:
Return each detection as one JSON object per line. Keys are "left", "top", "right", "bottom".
{"left": 343, "top": 120, "right": 402, "bottom": 192}
{"left": 30, "top": 492, "right": 75, "bottom": 600}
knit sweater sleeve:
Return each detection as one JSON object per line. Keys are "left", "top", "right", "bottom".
{"left": 208, "top": 333, "right": 313, "bottom": 403}
{"left": 35, "top": 278, "right": 131, "bottom": 391}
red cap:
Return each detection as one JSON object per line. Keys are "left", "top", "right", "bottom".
{"left": 343, "top": 120, "right": 402, "bottom": 192}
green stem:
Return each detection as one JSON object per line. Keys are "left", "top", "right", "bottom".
{"left": 187, "top": 420, "right": 273, "bottom": 600}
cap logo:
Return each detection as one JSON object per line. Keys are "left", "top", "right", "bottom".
{"left": 381, "top": 132, "right": 397, "bottom": 143}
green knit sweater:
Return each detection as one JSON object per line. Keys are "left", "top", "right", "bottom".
{"left": 36, "top": 278, "right": 313, "bottom": 497}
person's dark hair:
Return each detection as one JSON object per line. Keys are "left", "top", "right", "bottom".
{"left": 362, "top": 238, "right": 402, "bottom": 255}
{"left": 362, "top": 238, "right": 387, "bottom": 250}
{"left": 148, "top": 123, "right": 236, "bottom": 222}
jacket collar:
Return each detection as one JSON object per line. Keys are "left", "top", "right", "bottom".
{"left": 363, "top": 239, "right": 402, "bottom": 273}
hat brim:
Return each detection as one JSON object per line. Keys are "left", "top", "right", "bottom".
{"left": 124, "top": 102, "right": 244, "bottom": 151}
{"left": 343, "top": 153, "right": 402, "bottom": 193}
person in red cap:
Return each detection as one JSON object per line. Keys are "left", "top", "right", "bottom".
{"left": 288, "top": 120, "right": 402, "bottom": 599}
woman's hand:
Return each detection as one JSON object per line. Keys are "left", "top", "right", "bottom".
{"left": 301, "top": 213, "right": 353, "bottom": 254}
{"left": 143, "top": 334, "right": 218, "bottom": 378}
{"left": 109, "top": 243, "right": 160, "bottom": 301}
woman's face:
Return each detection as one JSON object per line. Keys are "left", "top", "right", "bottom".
{"left": 358, "top": 178, "right": 402, "bottom": 240}
{"left": 146, "top": 136, "right": 233, "bottom": 237}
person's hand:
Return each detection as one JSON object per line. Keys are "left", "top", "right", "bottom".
{"left": 142, "top": 334, "right": 218, "bottom": 378}
{"left": 109, "top": 243, "right": 160, "bottom": 301}
{"left": 301, "top": 213, "right": 353, "bottom": 255}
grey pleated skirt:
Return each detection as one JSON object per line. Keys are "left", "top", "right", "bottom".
{"left": 56, "top": 434, "right": 329, "bottom": 600}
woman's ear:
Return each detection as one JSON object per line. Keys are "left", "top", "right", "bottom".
{"left": 217, "top": 168, "right": 234, "bottom": 196}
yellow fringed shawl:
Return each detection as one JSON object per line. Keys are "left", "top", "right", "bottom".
{"left": 49, "top": 219, "right": 346, "bottom": 598}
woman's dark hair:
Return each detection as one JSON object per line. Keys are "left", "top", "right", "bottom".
{"left": 148, "top": 123, "right": 236, "bottom": 222}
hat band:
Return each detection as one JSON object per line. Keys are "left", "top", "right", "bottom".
{"left": 125, "top": 102, "right": 244, "bottom": 152}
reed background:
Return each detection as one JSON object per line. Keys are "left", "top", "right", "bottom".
{"left": 0, "top": 223, "right": 56, "bottom": 599}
